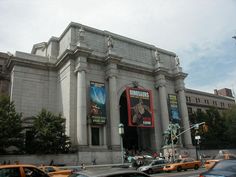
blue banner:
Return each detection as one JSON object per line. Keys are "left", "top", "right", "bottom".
{"left": 90, "top": 81, "right": 106, "bottom": 124}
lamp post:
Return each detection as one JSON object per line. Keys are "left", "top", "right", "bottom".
{"left": 118, "top": 123, "right": 124, "bottom": 164}
{"left": 195, "top": 135, "right": 201, "bottom": 160}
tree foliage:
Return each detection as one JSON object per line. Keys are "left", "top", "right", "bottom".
{"left": 189, "top": 107, "right": 234, "bottom": 149}
{"left": 223, "top": 105, "right": 236, "bottom": 148}
{"left": 0, "top": 95, "right": 24, "bottom": 153}
{"left": 27, "top": 109, "right": 71, "bottom": 154}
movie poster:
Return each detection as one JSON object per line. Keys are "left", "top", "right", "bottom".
{"left": 126, "top": 87, "right": 154, "bottom": 127}
{"left": 90, "top": 81, "right": 106, "bottom": 124}
{"left": 168, "top": 94, "right": 180, "bottom": 123}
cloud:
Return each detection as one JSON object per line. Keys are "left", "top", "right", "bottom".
{"left": 0, "top": 0, "right": 236, "bottom": 93}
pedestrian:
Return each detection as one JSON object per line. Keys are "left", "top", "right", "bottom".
{"left": 92, "top": 158, "right": 96, "bottom": 165}
{"left": 49, "top": 160, "right": 54, "bottom": 166}
{"left": 81, "top": 163, "right": 86, "bottom": 170}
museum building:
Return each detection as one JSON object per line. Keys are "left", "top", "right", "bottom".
{"left": 6, "top": 22, "right": 193, "bottom": 163}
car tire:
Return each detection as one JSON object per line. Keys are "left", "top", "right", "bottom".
{"left": 177, "top": 166, "right": 182, "bottom": 172}
{"left": 148, "top": 169, "right": 153, "bottom": 174}
{"left": 194, "top": 164, "right": 199, "bottom": 170}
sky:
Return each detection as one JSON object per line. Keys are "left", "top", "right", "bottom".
{"left": 0, "top": 0, "right": 236, "bottom": 94}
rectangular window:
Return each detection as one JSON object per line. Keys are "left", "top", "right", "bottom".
{"left": 187, "top": 107, "right": 193, "bottom": 114}
{"left": 91, "top": 127, "right": 100, "bottom": 146}
{"left": 197, "top": 108, "right": 201, "bottom": 113}
{"left": 186, "top": 96, "right": 191, "bottom": 103}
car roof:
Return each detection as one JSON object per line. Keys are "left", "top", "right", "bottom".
{"left": 0, "top": 164, "right": 37, "bottom": 168}
{"left": 72, "top": 167, "right": 149, "bottom": 177}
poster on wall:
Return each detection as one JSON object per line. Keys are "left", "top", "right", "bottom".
{"left": 90, "top": 81, "right": 106, "bottom": 124}
{"left": 126, "top": 87, "right": 154, "bottom": 128}
{"left": 168, "top": 94, "right": 180, "bottom": 123}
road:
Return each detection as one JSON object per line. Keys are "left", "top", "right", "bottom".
{"left": 151, "top": 168, "right": 206, "bottom": 177}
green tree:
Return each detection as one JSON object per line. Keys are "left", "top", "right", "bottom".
{"left": 189, "top": 108, "right": 228, "bottom": 149}
{"left": 223, "top": 105, "right": 236, "bottom": 148}
{"left": 0, "top": 95, "right": 23, "bottom": 153}
{"left": 29, "top": 109, "right": 71, "bottom": 154}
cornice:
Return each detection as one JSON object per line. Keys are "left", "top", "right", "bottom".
{"left": 56, "top": 22, "right": 176, "bottom": 57}
{"left": 7, "top": 56, "right": 55, "bottom": 72}
{"left": 105, "top": 53, "right": 122, "bottom": 65}
{"left": 118, "top": 62, "right": 153, "bottom": 76}
{"left": 55, "top": 46, "right": 93, "bottom": 69}
{"left": 174, "top": 71, "right": 188, "bottom": 80}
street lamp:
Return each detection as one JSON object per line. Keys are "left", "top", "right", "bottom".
{"left": 195, "top": 134, "right": 201, "bottom": 160}
{"left": 118, "top": 123, "right": 124, "bottom": 164}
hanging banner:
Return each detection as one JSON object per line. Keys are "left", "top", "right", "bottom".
{"left": 90, "top": 81, "right": 106, "bottom": 124}
{"left": 168, "top": 94, "right": 180, "bottom": 123}
{"left": 126, "top": 87, "right": 154, "bottom": 127}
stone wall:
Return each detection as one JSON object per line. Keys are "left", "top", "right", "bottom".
{"left": 0, "top": 151, "right": 121, "bottom": 166}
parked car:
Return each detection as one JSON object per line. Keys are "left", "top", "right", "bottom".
{"left": 163, "top": 158, "right": 201, "bottom": 172}
{"left": 0, "top": 164, "right": 49, "bottom": 177}
{"left": 38, "top": 165, "right": 72, "bottom": 176}
{"left": 200, "top": 160, "right": 236, "bottom": 177}
{"left": 68, "top": 168, "right": 150, "bottom": 177}
{"left": 137, "top": 159, "right": 168, "bottom": 174}
{"left": 204, "top": 153, "right": 236, "bottom": 169}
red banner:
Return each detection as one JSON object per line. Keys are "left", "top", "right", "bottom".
{"left": 126, "top": 87, "right": 154, "bottom": 127}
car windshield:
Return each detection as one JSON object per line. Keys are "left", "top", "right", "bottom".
{"left": 212, "top": 161, "right": 236, "bottom": 172}
{"left": 141, "top": 160, "right": 153, "bottom": 166}
{"left": 174, "top": 159, "right": 182, "bottom": 163}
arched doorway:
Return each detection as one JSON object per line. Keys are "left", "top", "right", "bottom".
{"left": 119, "top": 91, "right": 141, "bottom": 152}
{"left": 119, "top": 89, "right": 154, "bottom": 154}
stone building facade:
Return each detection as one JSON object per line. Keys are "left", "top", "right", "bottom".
{"left": 7, "top": 22, "right": 192, "bottom": 163}
{"left": 0, "top": 52, "right": 10, "bottom": 96}
{"left": 186, "top": 88, "right": 235, "bottom": 114}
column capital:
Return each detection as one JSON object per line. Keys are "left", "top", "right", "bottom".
{"left": 175, "top": 85, "right": 185, "bottom": 92}
{"left": 74, "top": 65, "right": 88, "bottom": 73}
{"left": 175, "top": 78, "right": 185, "bottom": 92}
{"left": 73, "top": 45, "right": 93, "bottom": 58}
{"left": 105, "top": 59, "right": 119, "bottom": 80}
{"left": 74, "top": 56, "right": 88, "bottom": 73}
{"left": 105, "top": 69, "right": 118, "bottom": 80}
{"left": 155, "top": 75, "right": 166, "bottom": 88}
{"left": 105, "top": 53, "right": 122, "bottom": 65}
{"left": 155, "top": 80, "right": 166, "bottom": 88}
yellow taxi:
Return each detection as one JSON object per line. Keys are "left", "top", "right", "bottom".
{"left": 0, "top": 164, "right": 49, "bottom": 177}
{"left": 204, "top": 153, "right": 236, "bottom": 169}
{"left": 38, "top": 165, "right": 72, "bottom": 177}
{"left": 163, "top": 158, "right": 201, "bottom": 172}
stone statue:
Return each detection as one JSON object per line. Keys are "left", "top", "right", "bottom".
{"left": 163, "top": 123, "right": 180, "bottom": 145}
{"left": 171, "top": 123, "right": 180, "bottom": 140}
{"left": 163, "top": 130, "right": 171, "bottom": 145}
{"left": 107, "top": 36, "right": 114, "bottom": 53}
{"left": 155, "top": 49, "right": 161, "bottom": 63}
{"left": 175, "top": 56, "right": 180, "bottom": 67}
{"left": 78, "top": 27, "right": 85, "bottom": 41}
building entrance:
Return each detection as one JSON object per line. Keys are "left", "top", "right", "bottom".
{"left": 119, "top": 91, "right": 144, "bottom": 152}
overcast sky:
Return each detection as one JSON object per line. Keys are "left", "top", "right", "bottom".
{"left": 1, "top": 0, "right": 236, "bottom": 94}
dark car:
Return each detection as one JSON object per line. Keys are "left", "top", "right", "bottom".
{"left": 137, "top": 159, "right": 168, "bottom": 174}
{"left": 200, "top": 160, "right": 236, "bottom": 177}
{"left": 69, "top": 168, "right": 150, "bottom": 177}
